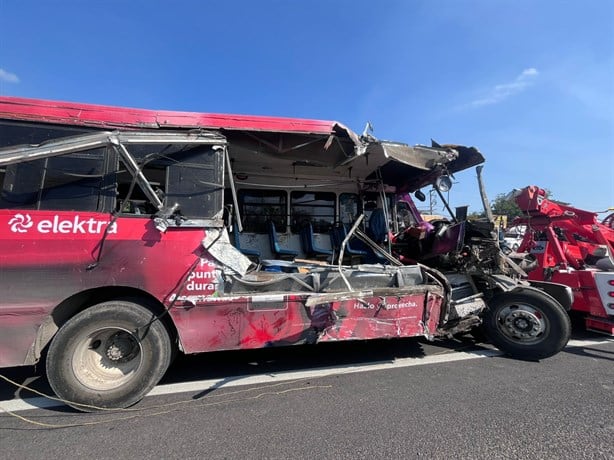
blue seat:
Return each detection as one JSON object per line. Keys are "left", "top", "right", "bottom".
{"left": 368, "top": 208, "right": 387, "bottom": 244}
{"left": 300, "top": 223, "right": 333, "bottom": 259}
{"left": 366, "top": 247, "right": 389, "bottom": 264}
{"left": 233, "top": 224, "right": 261, "bottom": 259}
{"left": 268, "top": 221, "right": 298, "bottom": 260}
{"left": 330, "top": 224, "right": 368, "bottom": 263}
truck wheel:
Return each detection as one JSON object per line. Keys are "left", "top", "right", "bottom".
{"left": 482, "top": 290, "right": 570, "bottom": 360}
{"left": 46, "top": 300, "right": 172, "bottom": 411}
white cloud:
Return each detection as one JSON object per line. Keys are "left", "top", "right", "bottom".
{"left": 0, "top": 68, "right": 20, "bottom": 84}
{"left": 469, "top": 68, "right": 539, "bottom": 108}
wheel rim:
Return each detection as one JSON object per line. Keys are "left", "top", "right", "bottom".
{"left": 71, "top": 327, "right": 142, "bottom": 391}
{"left": 495, "top": 303, "right": 548, "bottom": 344}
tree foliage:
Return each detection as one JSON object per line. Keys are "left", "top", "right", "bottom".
{"left": 467, "top": 211, "right": 486, "bottom": 220}
{"left": 490, "top": 188, "right": 555, "bottom": 221}
{"left": 491, "top": 192, "right": 522, "bottom": 220}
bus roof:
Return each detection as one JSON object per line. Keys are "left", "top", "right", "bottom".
{"left": 0, "top": 96, "right": 354, "bottom": 137}
{"left": 0, "top": 96, "right": 484, "bottom": 191}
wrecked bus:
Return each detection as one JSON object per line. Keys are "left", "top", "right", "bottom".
{"left": 0, "top": 96, "right": 572, "bottom": 411}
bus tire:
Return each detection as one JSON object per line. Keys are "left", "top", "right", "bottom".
{"left": 482, "top": 290, "right": 570, "bottom": 360}
{"left": 46, "top": 300, "right": 172, "bottom": 412}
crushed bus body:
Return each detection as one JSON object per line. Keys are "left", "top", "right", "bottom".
{"left": 0, "top": 96, "right": 571, "bottom": 411}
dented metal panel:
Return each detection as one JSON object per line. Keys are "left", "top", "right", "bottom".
{"left": 364, "top": 142, "right": 485, "bottom": 191}
{"left": 168, "top": 263, "right": 454, "bottom": 355}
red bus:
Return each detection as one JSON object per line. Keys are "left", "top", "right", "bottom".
{"left": 0, "top": 96, "right": 572, "bottom": 411}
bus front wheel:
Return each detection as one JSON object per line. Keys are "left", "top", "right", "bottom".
{"left": 482, "top": 289, "right": 571, "bottom": 360}
{"left": 46, "top": 300, "right": 172, "bottom": 412}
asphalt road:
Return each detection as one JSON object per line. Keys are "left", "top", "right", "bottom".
{"left": 1, "top": 333, "right": 613, "bottom": 460}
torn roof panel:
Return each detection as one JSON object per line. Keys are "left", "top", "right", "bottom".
{"left": 363, "top": 142, "right": 485, "bottom": 191}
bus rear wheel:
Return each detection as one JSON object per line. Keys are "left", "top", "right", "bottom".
{"left": 46, "top": 300, "right": 172, "bottom": 412}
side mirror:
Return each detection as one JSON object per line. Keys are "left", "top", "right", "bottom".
{"left": 414, "top": 190, "right": 426, "bottom": 202}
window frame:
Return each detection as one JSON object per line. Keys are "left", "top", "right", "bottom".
{"left": 238, "top": 188, "right": 288, "bottom": 233}
{"left": 290, "top": 190, "right": 336, "bottom": 234}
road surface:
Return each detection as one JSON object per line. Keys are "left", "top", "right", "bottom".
{"left": 1, "top": 333, "right": 612, "bottom": 459}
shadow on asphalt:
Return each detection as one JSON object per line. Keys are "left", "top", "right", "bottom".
{"left": 564, "top": 345, "right": 614, "bottom": 362}
{"left": 0, "top": 329, "right": 608, "bottom": 407}
{"left": 0, "top": 335, "right": 463, "bottom": 403}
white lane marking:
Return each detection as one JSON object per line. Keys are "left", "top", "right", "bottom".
{"left": 0, "top": 397, "right": 60, "bottom": 413}
{"left": 150, "top": 348, "right": 502, "bottom": 397}
{"left": 1, "top": 338, "right": 611, "bottom": 414}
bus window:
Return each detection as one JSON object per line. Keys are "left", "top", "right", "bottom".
{"left": 165, "top": 148, "right": 223, "bottom": 219}
{"left": 396, "top": 200, "right": 418, "bottom": 230}
{"left": 290, "top": 191, "right": 335, "bottom": 233}
{"left": 116, "top": 144, "right": 223, "bottom": 219}
{"left": 116, "top": 161, "right": 165, "bottom": 216}
{"left": 238, "top": 189, "right": 287, "bottom": 233}
{"left": 339, "top": 193, "right": 359, "bottom": 225}
{"left": 40, "top": 150, "right": 107, "bottom": 211}
{"left": 0, "top": 160, "right": 44, "bottom": 209}
{"left": 0, "top": 150, "right": 108, "bottom": 212}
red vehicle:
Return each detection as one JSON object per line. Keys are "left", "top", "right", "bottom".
{"left": 512, "top": 185, "right": 614, "bottom": 335}
{"left": 0, "top": 97, "right": 572, "bottom": 411}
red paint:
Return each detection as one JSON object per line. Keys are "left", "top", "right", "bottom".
{"left": 514, "top": 185, "right": 614, "bottom": 334}
{"left": 0, "top": 96, "right": 340, "bottom": 135}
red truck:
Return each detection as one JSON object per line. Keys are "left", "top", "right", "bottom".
{"left": 512, "top": 185, "right": 614, "bottom": 335}
{"left": 0, "top": 97, "right": 572, "bottom": 411}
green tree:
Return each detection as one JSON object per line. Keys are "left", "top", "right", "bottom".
{"left": 467, "top": 211, "right": 486, "bottom": 220}
{"left": 491, "top": 192, "right": 522, "bottom": 220}
{"left": 491, "top": 188, "right": 556, "bottom": 221}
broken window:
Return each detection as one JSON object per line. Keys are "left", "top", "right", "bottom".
{"left": 115, "top": 144, "right": 224, "bottom": 220}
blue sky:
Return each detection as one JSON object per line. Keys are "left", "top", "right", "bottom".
{"left": 1, "top": 0, "right": 612, "bottom": 216}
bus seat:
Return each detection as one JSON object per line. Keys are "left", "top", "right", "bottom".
{"left": 233, "top": 224, "right": 261, "bottom": 260}
{"left": 300, "top": 222, "right": 333, "bottom": 260}
{"left": 330, "top": 224, "right": 368, "bottom": 264}
{"left": 268, "top": 221, "right": 298, "bottom": 260}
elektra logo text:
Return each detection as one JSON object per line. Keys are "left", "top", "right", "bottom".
{"left": 8, "top": 214, "right": 117, "bottom": 234}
